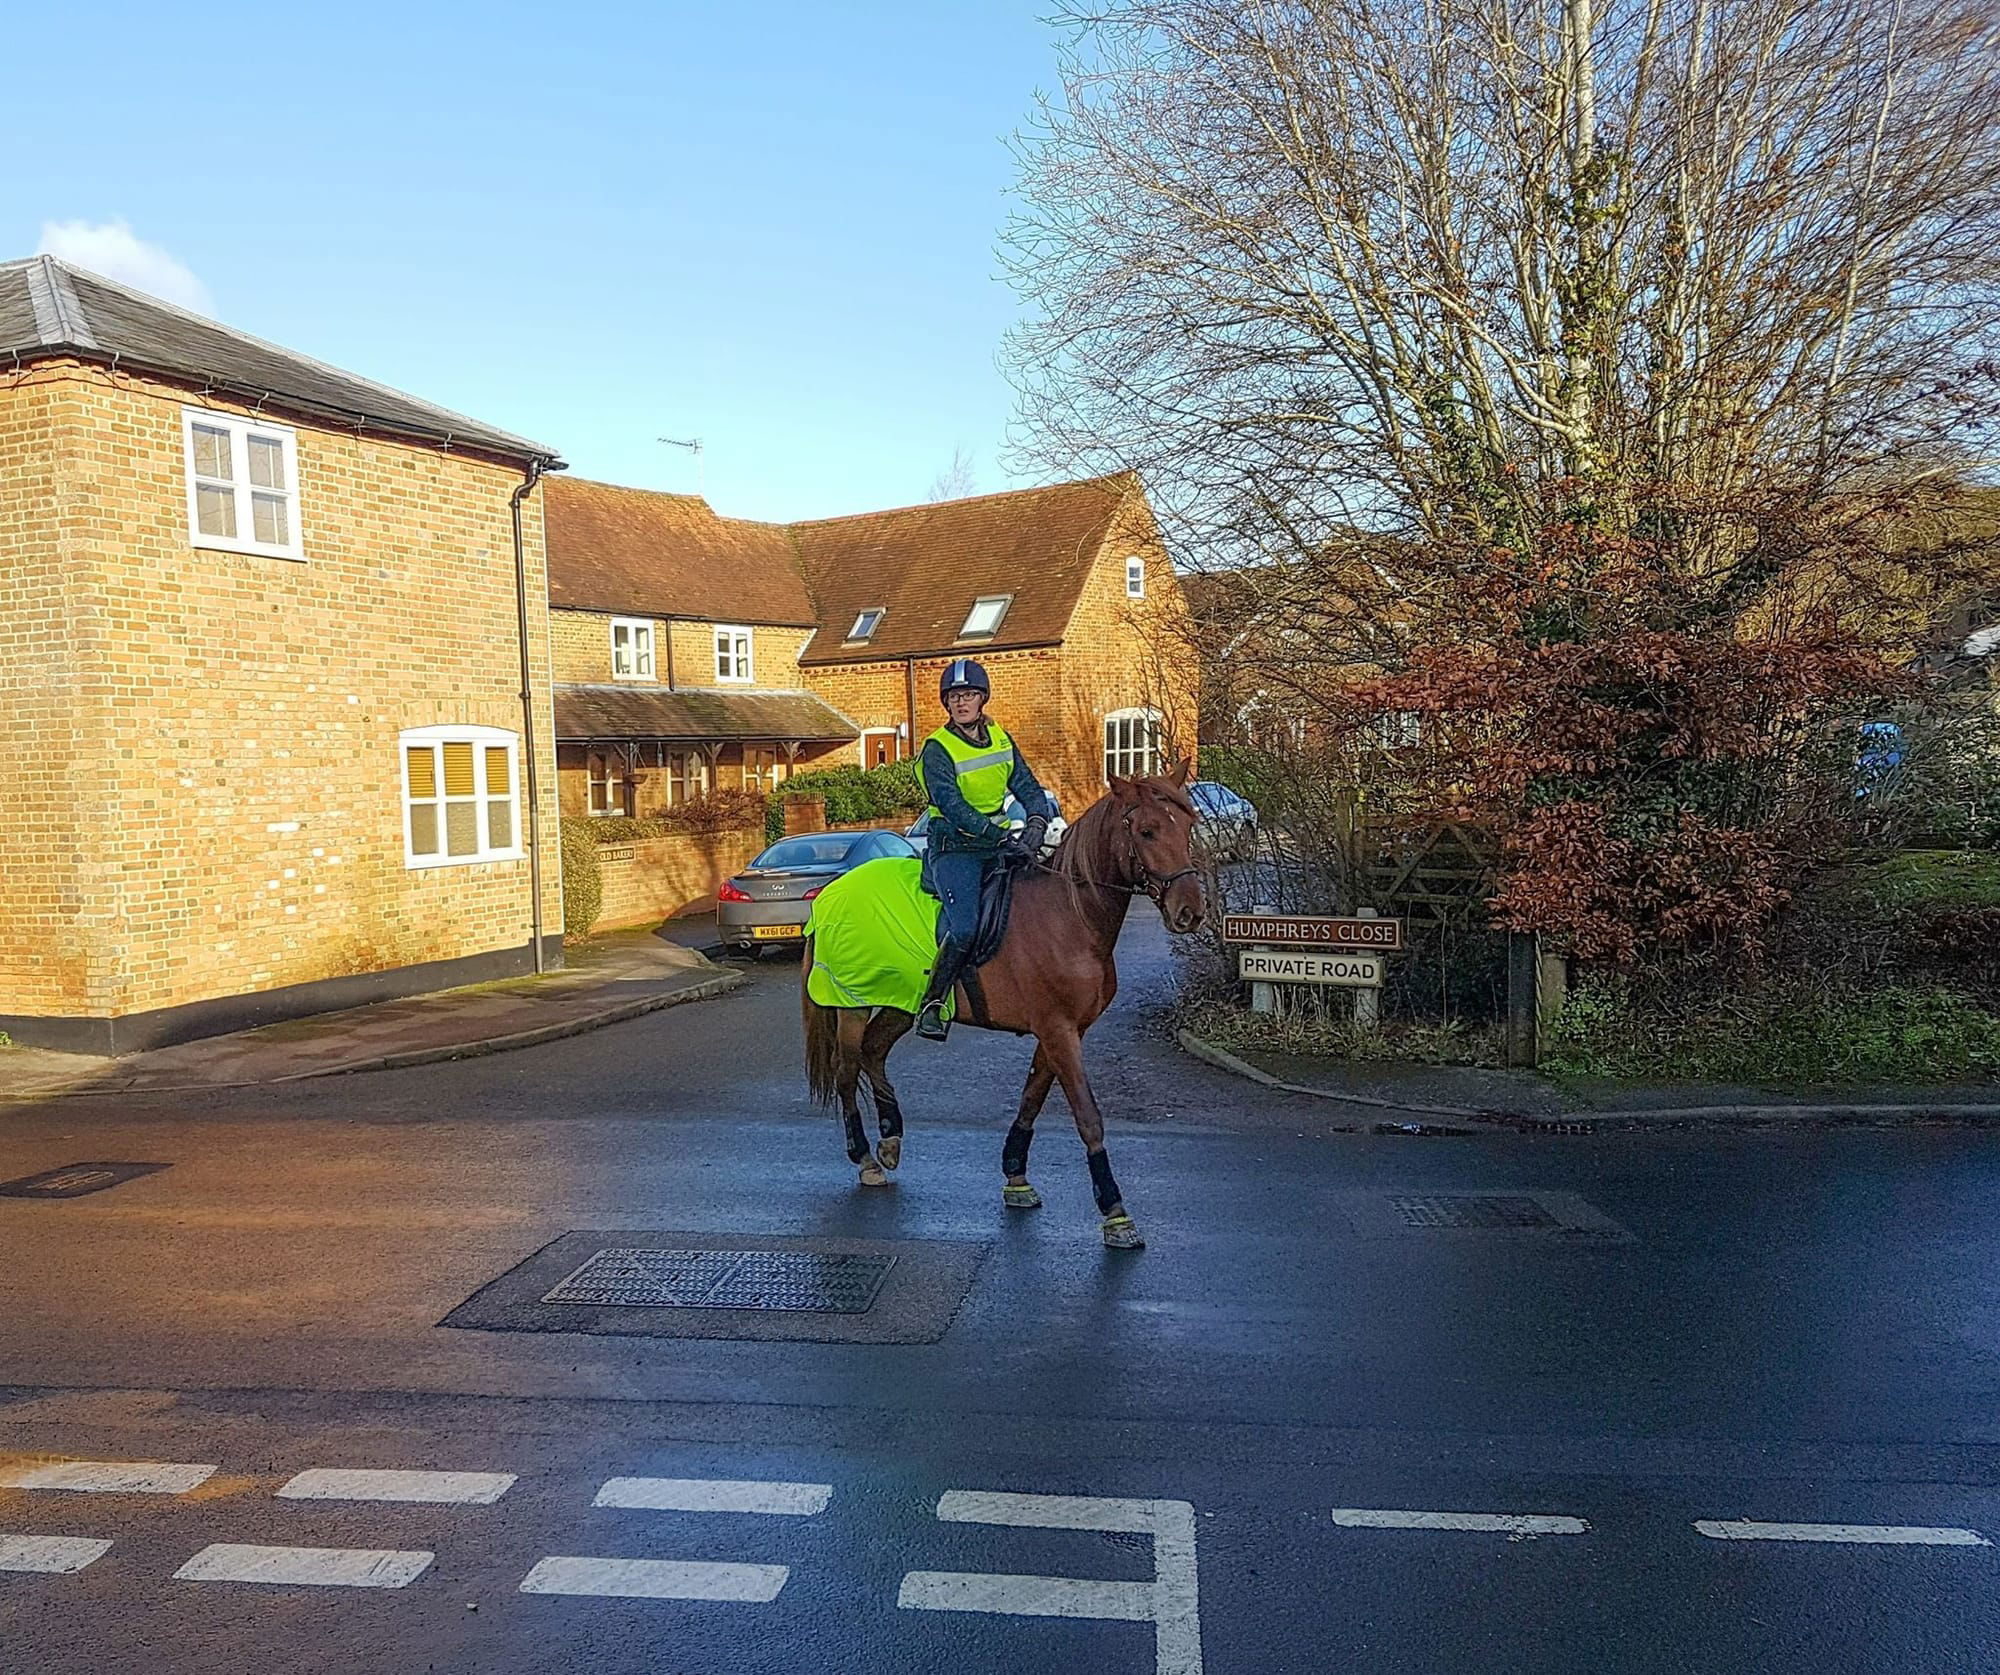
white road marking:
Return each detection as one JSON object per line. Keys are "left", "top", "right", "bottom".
{"left": 905, "top": 1489, "right": 1203, "bottom": 1675}
{"left": 593, "top": 1476, "right": 831, "bottom": 1516}
{"left": 0, "top": 1461, "right": 216, "bottom": 1495}
{"left": 174, "top": 1543, "right": 434, "bottom": 1588}
{"left": 1695, "top": 1520, "right": 1991, "bottom": 1546}
{"left": 1332, "top": 1509, "right": 1590, "bottom": 1536}
{"left": 277, "top": 1469, "right": 516, "bottom": 1504}
{"left": 898, "top": 1571, "right": 1155, "bottom": 1620}
{"left": 519, "top": 1557, "right": 789, "bottom": 1601}
{"left": 0, "top": 1535, "right": 113, "bottom": 1574}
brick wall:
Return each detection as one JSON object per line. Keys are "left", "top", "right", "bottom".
{"left": 0, "top": 361, "right": 561, "bottom": 1029}
{"left": 550, "top": 607, "right": 814, "bottom": 691}
{"left": 594, "top": 828, "right": 766, "bottom": 929}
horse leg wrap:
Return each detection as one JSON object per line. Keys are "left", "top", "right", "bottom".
{"left": 842, "top": 1108, "right": 871, "bottom": 1165}
{"left": 1087, "top": 1149, "right": 1121, "bottom": 1216}
{"left": 875, "top": 1092, "right": 904, "bottom": 1140}
{"left": 1002, "top": 1119, "right": 1035, "bottom": 1179}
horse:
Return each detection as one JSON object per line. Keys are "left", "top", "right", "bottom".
{"left": 800, "top": 762, "right": 1207, "bottom": 1249}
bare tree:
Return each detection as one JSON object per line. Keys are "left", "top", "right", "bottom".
{"left": 1004, "top": 0, "right": 2000, "bottom": 578}
{"left": 926, "top": 446, "right": 979, "bottom": 502}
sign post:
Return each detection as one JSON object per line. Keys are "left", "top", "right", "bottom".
{"left": 1224, "top": 909, "right": 1403, "bottom": 1026}
{"left": 1352, "top": 908, "right": 1382, "bottom": 1031}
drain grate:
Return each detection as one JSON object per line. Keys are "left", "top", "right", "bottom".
{"left": 0, "top": 1163, "right": 169, "bottom": 1200}
{"left": 540, "top": 1248, "right": 897, "bottom": 1314}
{"left": 1389, "top": 1193, "right": 1562, "bottom": 1230}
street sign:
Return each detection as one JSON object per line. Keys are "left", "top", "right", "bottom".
{"left": 1238, "top": 950, "right": 1385, "bottom": 988}
{"left": 1223, "top": 913, "right": 1403, "bottom": 952}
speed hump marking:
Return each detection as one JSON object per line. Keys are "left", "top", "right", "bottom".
{"left": 1237, "top": 950, "right": 1384, "bottom": 988}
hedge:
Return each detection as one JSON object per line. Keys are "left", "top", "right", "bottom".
{"left": 766, "top": 759, "right": 929, "bottom": 842}
{"left": 559, "top": 820, "right": 602, "bottom": 941}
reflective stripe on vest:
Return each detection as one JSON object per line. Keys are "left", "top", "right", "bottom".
{"left": 923, "top": 722, "right": 1015, "bottom": 823}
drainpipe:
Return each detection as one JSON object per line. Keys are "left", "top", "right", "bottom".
{"left": 904, "top": 655, "right": 918, "bottom": 761}
{"left": 511, "top": 458, "right": 549, "bottom": 974}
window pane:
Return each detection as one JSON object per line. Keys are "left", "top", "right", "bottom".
{"left": 442, "top": 742, "right": 476, "bottom": 797}
{"left": 487, "top": 797, "right": 514, "bottom": 850}
{"left": 409, "top": 802, "right": 439, "bottom": 856}
{"left": 192, "top": 424, "right": 233, "bottom": 480}
{"left": 196, "top": 484, "right": 236, "bottom": 538}
{"left": 251, "top": 492, "right": 288, "bottom": 546}
{"left": 247, "top": 434, "right": 284, "bottom": 489}
{"left": 445, "top": 800, "right": 479, "bottom": 856}
{"left": 405, "top": 746, "right": 437, "bottom": 799}
{"left": 484, "top": 746, "right": 511, "bottom": 795}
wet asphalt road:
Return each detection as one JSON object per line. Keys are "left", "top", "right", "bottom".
{"left": 4, "top": 917, "right": 2000, "bottom": 1672}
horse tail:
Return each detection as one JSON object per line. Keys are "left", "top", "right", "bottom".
{"left": 800, "top": 935, "right": 841, "bottom": 1109}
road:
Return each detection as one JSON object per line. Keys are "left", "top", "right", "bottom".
{"left": 4, "top": 916, "right": 2000, "bottom": 1672}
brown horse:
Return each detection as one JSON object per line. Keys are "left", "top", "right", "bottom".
{"left": 801, "top": 762, "right": 1207, "bottom": 1248}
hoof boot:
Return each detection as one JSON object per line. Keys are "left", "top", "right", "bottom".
{"left": 876, "top": 1136, "right": 902, "bottom": 1172}
{"left": 1003, "top": 1183, "right": 1043, "bottom": 1210}
{"left": 859, "top": 1160, "right": 888, "bottom": 1187}
{"left": 1101, "top": 1214, "right": 1145, "bottom": 1250}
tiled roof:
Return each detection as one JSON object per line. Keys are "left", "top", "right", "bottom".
{"left": 544, "top": 476, "right": 817, "bottom": 625}
{"left": 0, "top": 255, "right": 558, "bottom": 463}
{"left": 792, "top": 474, "right": 1138, "bottom": 664}
{"left": 554, "top": 685, "right": 858, "bottom": 742}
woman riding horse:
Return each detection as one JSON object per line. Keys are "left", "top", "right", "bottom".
{"left": 802, "top": 754, "right": 1206, "bottom": 1249}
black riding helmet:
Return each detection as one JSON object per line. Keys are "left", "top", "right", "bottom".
{"left": 939, "top": 658, "right": 991, "bottom": 702}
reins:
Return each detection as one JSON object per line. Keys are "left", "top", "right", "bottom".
{"left": 1030, "top": 800, "right": 1199, "bottom": 913}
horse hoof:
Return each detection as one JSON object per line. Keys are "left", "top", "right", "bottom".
{"left": 1101, "top": 1214, "right": 1145, "bottom": 1250}
{"left": 1003, "top": 1183, "right": 1043, "bottom": 1210}
{"left": 876, "top": 1136, "right": 901, "bottom": 1172}
{"left": 859, "top": 1160, "right": 888, "bottom": 1187}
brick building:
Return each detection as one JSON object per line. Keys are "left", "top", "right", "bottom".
{"left": 543, "top": 477, "right": 858, "bottom": 818}
{"left": 544, "top": 472, "right": 1197, "bottom": 823}
{"left": 0, "top": 256, "right": 564, "bottom": 1053}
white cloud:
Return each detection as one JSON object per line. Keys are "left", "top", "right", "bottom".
{"left": 35, "top": 219, "right": 213, "bottom": 315}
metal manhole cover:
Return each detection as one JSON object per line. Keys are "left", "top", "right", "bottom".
{"left": 1390, "top": 1193, "right": 1561, "bottom": 1230}
{"left": 0, "top": 1162, "right": 170, "bottom": 1200}
{"left": 540, "top": 1248, "right": 897, "bottom": 1313}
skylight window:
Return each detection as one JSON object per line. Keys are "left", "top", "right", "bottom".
{"left": 848, "top": 607, "right": 885, "bottom": 643}
{"left": 959, "top": 595, "right": 1011, "bottom": 639}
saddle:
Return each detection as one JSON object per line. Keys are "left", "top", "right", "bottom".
{"left": 919, "top": 849, "right": 1024, "bottom": 970}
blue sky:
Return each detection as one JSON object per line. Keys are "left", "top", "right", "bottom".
{"left": 10, "top": 2, "right": 1066, "bottom": 521}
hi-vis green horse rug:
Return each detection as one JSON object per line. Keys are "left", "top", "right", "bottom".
{"left": 804, "top": 856, "right": 954, "bottom": 1022}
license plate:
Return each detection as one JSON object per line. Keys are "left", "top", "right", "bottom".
{"left": 751, "top": 924, "right": 803, "bottom": 941}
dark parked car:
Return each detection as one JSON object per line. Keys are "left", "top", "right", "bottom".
{"left": 1189, "top": 780, "right": 1258, "bottom": 862}
{"left": 715, "top": 829, "right": 918, "bottom": 953}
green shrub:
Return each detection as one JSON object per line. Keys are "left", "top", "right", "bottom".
{"left": 1180, "top": 996, "right": 1502, "bottom": 1065}
{"left": 559, "top": 820, "right": 603, "bottom": 941}
{"left": 1544, "top": 972, "right": 2000, "bottom": 1085}
{"left": 768, "top": 759, "right": 929, "bottom": 842}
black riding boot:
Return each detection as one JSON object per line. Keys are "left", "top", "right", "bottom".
{"left": 916, "top": 941, "right": 970, "bottom": 1041}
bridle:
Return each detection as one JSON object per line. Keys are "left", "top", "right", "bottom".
{"left": 1033, "top": 800, "right": 1201, "bottom": 914}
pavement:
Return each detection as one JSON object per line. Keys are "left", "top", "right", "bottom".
{"left": 0, "top": 928, "right": 741, "bottom": 1102}
{"left": 7, "top": 919, "right": 2000, "bottom": 1670}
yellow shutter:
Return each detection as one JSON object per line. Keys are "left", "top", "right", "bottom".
{"left": 443, "top": 742, "right": 476, "bottom": 797}
{"left": 484, "top": 746, "right": 511, "bottom": 795}
{"left": 406, "top": 746, "right": 436, "bottom": 800}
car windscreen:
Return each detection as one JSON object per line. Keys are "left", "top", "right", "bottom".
{"left": 751, "top": 836, "right": 860, "bottom": 869}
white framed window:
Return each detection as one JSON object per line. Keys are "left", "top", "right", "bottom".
{"left": 665, "top": 749, "right": 706, "bottom": 805}
{"left": 182, "top": 406, "right": 303, "bottom": 561}
{"left": 401, "top": 726, "right": 522, "bottom": 867}
{"left": 847, "top": 607, "right": 886, "bottom": 644}
{"left": 586, "top": 749, "right": 632, "bottom": 816}
{"left": 1126, "top": 557, "right": 1146, "bottom": 598}
{"left": 610, "top": 618, "right": 655, "bottom": 680}
{"left": 1372, "top": 711, "right": 1422, "bottom": 749}
{"left": 1104, "top": 707, "right": 1165, "bottom": 782}
{"left": 960, "top": 595, "right": 1011, "bottom": 639}
{"left": 715, "top": 624, "right": 754, "bottom": 683}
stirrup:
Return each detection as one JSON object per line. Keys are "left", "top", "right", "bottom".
{"left": 915, "top": 1002, "right": 950, "bottom": 1041}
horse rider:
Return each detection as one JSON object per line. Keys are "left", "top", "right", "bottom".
{"left": 914, "top": 659, "right": 1055, "bottom": 1041}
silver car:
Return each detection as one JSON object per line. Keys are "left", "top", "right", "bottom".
{"left": 715, "top": 829, "right": 918, "bottom": 954}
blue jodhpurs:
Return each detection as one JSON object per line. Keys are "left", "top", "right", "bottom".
{"left": 928, "top": 848, "right": 990, "bottom": 954}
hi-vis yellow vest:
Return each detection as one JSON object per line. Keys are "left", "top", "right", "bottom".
{"left": 923, "top": 723, "right": 1016, "bottom": 823}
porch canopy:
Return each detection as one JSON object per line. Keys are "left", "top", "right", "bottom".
{"left": 554, "top": 686, "right": 858, "bottom": 746}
